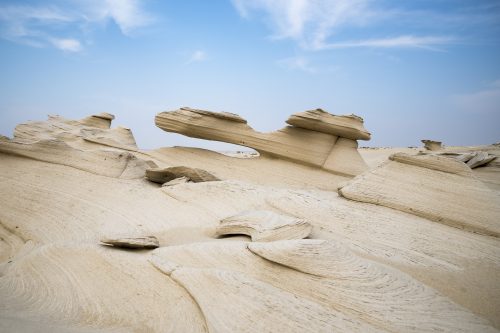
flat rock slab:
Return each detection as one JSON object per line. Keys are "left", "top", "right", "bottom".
{"left": 215, "top": 210, "right": 312, "bottom": 241}
{"left": 146, "top": 166, "right": 220, "bottom": 184}
{"left": 100, "top": 236, "right": 159, "bottom": 249}
{"left": 339, "top": 155, "right": 500, "bottom": 237}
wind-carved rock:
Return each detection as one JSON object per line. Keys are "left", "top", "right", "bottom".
{"left": 155, "top": 107, "right": 371, "bottom": 177}
{"left": 421, "top": 139, "right": 442, "bottom": 151}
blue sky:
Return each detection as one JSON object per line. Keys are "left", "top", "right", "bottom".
{"left": 1, "top": 0, "right": 499, "bottom": 150}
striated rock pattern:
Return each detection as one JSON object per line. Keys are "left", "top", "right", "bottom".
{"left": 100, "top": 236, "right": 159, "bottom": 249}
{"left": 0, "top": 113, "right": 155, "bottom": 179}
{"left": 1, "top": 112, "right": 500, "bottom": 332}
{"left": 339, "top": 153, "right": 500, "bottom": 237}
{"left": 155, "top": 107, "right": 370, "bottom": 177}
{"left": 215, "top": 210, "right": 312, "bottom": 241}
{"left": 286, "top": 109, "right": 371, "bottom": 140}
{"left": 151, "top": 241, "right": 497, "bottom": 332}
{"left": 146, "top": 166, "right": 220, "bottom": 184}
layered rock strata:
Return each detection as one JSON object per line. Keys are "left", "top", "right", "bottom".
{"left": 155, "top": 107, "right": 370, "bottom": 177}
{"left": 215, "top": 210, "right": 312, "bottom": 241}
{"left": 339, "top": 153, "right": 500, "bottom": 237}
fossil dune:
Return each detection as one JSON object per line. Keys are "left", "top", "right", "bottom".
{"left": 0, "top": 109, "right": 499, "bottom": 332}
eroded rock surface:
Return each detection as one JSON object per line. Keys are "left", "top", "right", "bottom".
{"left": 155, "top": 107, "right": 370, "bottom": 176}
{"left": 215, "top": 210, "right": 312, "bottom": 241}
{"left": 339, "top": 153, "right": 500, "bottom": 237}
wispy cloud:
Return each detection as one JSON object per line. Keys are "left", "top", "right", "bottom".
{"left": 49, "top": 38, "right": 82, "bottom": 52}
{"left": 277, "top": 56, "right": 316, "bottom": 73}
{"left": 452, "top": 80, "right": 500, "bottom": 114}
{"left": 231, "top": 0, "right": 468, "bottom": 51}
{"left": 0, "top": 0, "right": 153, "bottom": 52}
{"left": 186, "top": 50, "right": 207, "bottom": 64}
{"left": 322, "top": 35, "right": 455, "bottom": 50}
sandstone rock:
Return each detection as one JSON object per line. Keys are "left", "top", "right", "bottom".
{"left": 155, "top": 107, "right": 370, "bottom": 176}
{"left": 146, "top": 166, "right": 219, "bottom": 184}
{"left": 13, "top": 114, "right": 138, "bottom": 151}
{"left": 100, "top": 236, "right": 159, "bottom": 249}
{"left": 339, "top": 154, "right": 500, "bottom": 237}
{"left": 79, "top": 113, "right": 115, "bottom": 129}
{"left": 286, "top": 109, "right": 371, "bottom": 140}
{"left": 0, "top": 138, "right": 152, "bottom": 179}
{"left": 215, "top": 210, "right": 312, "bottom": 241}
{"left": 151, "top": 241, "right": 497, "bottom": 332}
{"left": 467, "top": 151, "right": 497, "bottom": 169}
{"left": 421, "top": 139, "right": 442, "bottom": 151}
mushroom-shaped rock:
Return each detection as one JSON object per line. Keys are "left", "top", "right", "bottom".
{"left": 100, "top": 236, "right": 159, "bottom": 249}
{"left": 155, "top": 107, "right": 370, "bottom": 177}
{"left": 286, "top": 109, "right": 371, "bottom": 140}
{"left": 421, "top": 139, "right": 442, "bottom": 151}
{"left": 146, "top": 166, "right": 219, "bottom": 184}
{"left": 215, "top": 210, "right": 312, "bottom": 241}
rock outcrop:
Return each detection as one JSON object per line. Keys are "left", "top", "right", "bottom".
{"left": 155, "top": 107, "right": 370, "bottom": 177}
{"left": 339, "top": 153, "right": 500, "bottom": 237}
{"left": 0, "top": 113, "right": 155, "bottom": 179}
{"left": 215, "top": 210, "right": 312, "bottom": 241}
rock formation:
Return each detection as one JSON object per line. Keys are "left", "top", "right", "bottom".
{"left": 215, "top": 210, "right": 312, "bottom": 241}
{"left": 1, "top": 112, "right": 499, "bottom": 332}
{"left": 155, "top": 107, "right": 370, "bottom": 177}
{"left": 339, "top": 153, "right": 500, "bottom": 237}
{"left": 422, "top": 139, "right": 442, "bottom": 151}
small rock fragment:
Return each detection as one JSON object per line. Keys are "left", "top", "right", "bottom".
{"left": 100, "top": 236, "right": 159, "bottom": 249}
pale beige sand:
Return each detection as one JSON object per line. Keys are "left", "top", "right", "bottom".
{"left": 0, "top": 113, "right": 499, "bottom": 332}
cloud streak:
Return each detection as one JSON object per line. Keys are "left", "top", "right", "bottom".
{"left": 231, "top": 0, "right": 466, "bottom": 51}
{"left": 0, "top": 0, "right": 153, "bottom": 52}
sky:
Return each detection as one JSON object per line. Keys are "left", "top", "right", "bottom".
{"left": 1, "top": 0, "right": 499, "bottom": 151}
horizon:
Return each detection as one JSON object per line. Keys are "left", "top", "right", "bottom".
{"left": 1, "top": 0, "right": 500, "bottom": 151}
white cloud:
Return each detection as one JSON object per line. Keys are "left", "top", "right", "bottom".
{"left": 452, "top": 80, "right": 500, "bottom": 114}
{"left": 0, "top": 0, "right": 153, "bottom": 52}
{"left": 231, "top": 0, "right": 454, "bottom": 51}
{"left": 277, "top": 56, "right": 316, "bottom": 73}
{"left": 322, "top": 35, "right": 455, "bottom": 50}
{"left": 50, "top": 38, "right": 82, "bottom": 52}
{"left": 187, "top": 50, "right": 207, "bottom": 64}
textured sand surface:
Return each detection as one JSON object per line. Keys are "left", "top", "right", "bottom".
{"left": 0, "top": 112, "right": 499, "bottom": 332}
